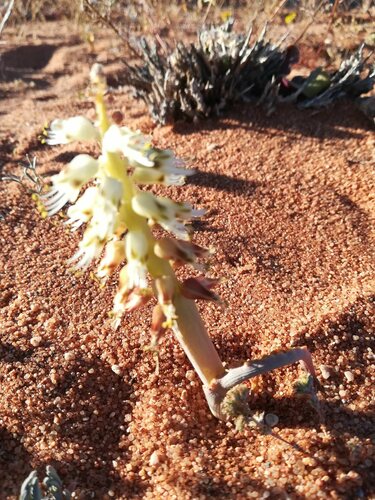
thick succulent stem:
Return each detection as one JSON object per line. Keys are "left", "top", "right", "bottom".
{"left": 202, "top": 347, "right": 316, "bottom": 420}
{"left": 173, "top": 295, "right": 225, "bottom": 386}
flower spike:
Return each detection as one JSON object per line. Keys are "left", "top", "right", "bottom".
{"left": 42, "top": 64, "right": 317, "bottom": 423}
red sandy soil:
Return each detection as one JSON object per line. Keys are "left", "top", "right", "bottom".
{"left": 0, "top": 19, "right": 374, "bottom": 500}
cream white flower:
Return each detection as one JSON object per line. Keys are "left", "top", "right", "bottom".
{"left": 123, "top": 259, "right": 148, "bottom": 291}
{"left": 103, "top": 125, "right": 154, "bottom": 167}
{"left": 103, "top": 126, "right": 192, "bottom": 186}
{"left": 111, "top": 230, "right": 150, "bottom": 326}
{"left": 68, "top": 226, "right": 104, "bottom": 270}
{"left": 125, "top": 230, "right": 148, "bottom": 261}
{"left": 132, "top": 191, "right": 204, "bottom": 240}
{"left": 44, "top": 116, "right": 99, "bottom": 145}
{"left": 124, "top": 230, "right": 149, "bottom": 289}
{"left": 42, "top": 154, "right": 99, "bottom": 215}
{"left": 132, "top": 150, "right": 193, "bottom": 186}
{"left": 68, "top": 177, "right": 123, "bottom": 269}
{"left": 65, "top": 186, "right": 98, "bottom": 230}
{"left": 87, "top": 177, "right": 123, "bottom": 240}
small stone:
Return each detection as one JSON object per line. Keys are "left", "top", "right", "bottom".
{"left": 344, "top": 371, "right": 354, "bottom": 382}
{"left": 339, "top": 389, "right": 347, "bottom": 398}
{"left": 111, "top": 364, "right": 122, "bottom": 375}
{"left": 320, "top": 365, "right": 331, "bottom": 380}
{"left": 64, "top": 351, "right": 75, "bottom": 361}
{"left": 302, "top": 457, "right": 317, "bottom": 466}
{"left": 149, "top": 450, "right": 162, "bottom": 466}
{"left": 30, "top": 336, "right": 42, "bottom": 347}
{"left": 206, "top": 143, "right": 220, "bottom": 152}
{"left": 50, "top": 370, "right": 58, "bottom": 384}
{"left": 265, "top": 413, "right": 279, "bottom": 427}
{"left": 185, "top": 370, "right": 195, "bottom": 382}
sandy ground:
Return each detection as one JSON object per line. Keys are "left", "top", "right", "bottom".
{"left": 0, "top": 18, "right": 374, "bottom": 500}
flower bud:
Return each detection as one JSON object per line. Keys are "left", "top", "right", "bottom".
{"left": 181, "top": 276, "right": 222, "bottom": 303}
{"left": 150, "top": 304, "right": 167, "bottom": 345}
{"left": 154, "top": 237, "right": 209, "bottom": 267}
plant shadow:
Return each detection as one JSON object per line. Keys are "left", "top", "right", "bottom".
{"left": 172, "top": 101, "right": 371, "bottom": 140}
{"left": 0, "top": 354, "right": 146, "bottom": 498}
{"left": 187, "top": 170, "right": 261, "bottom": 196}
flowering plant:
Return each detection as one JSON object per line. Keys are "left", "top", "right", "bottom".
{"left": 42, "top": 64, "right": 317, "bottom": 424}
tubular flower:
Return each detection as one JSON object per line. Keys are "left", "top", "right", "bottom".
{"left": 113, "top": 267, "right": 150, "bottom": 329}
{"left": 42, "top": 154, "right": 99, "bottom": 215}
{"left": 103, "top": 125, "right": 154, "bottom": 166}
{"left": 68, "top": 177, "right": 123, "bottom": 269}
{"left": 132, "top": 149, "right": 194, "bottom": 186}
{"left": 111, "top": 230, "right": 150, "bottom": 326}
{"left": 43, "top": 116, "right": 99, "bottom": 145}
{"left": 65, "top": 186, "right": 98, "bottom": 230}
{"left": 97, "top": 239, "right": 125, "bottom": 279}
{"left": 181, "top": 276, "right": 223, "bottom": 304}
{"left": 154, "top": 237, "right": 209, "bottom": 270}
{"left": 103, "top": 126, "right": 193, "bottom": 186}
{"left": 132, "top": 191, "right": 204, "bottom": 240}
{"left": 124, "top": 230, "right": 149, "bottom": 290}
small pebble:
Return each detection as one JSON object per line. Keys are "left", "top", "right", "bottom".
{"left": 64, "top": 351, "right": 75, "bottom": 361}
{"left": 30, "top": 336, "right": 42, "bottom": 347}
{"left": 149, "top": 450, "right": 162, "bottom": 466}
{"left": 50, "top": 370, "right": 58, "bottom": 384}
{"left": 344, "top": 371, "right": 354, "bottom": 382}
{"left": 265, "top": 413, "right": 279, "bottom": 427}
{"left": 320, "top": 365, "right": 331, "bottom": 380}
{"left": 111, "top": 364, "right": 122, "bottom": 375}
{"left": 185, "top": 370, "right": 195, "bottom": 382}
{"left": 339, "top": 389, "right": 347, "bottom": 398}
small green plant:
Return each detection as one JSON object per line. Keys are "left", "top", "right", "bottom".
{"left": 282, "top": 44, "right": 375, "bottom": 109}
{"left": 19, "top": 466, "right": 71, "bottom": 500}
{"left": 40, "top": 64, "right": 317, "bottom": 422}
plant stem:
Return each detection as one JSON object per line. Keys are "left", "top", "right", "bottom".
{"left": 173, "top": 295, "right": 225, "bottom": 386}
{"left": 93, "top": 84, "right": 318, "bottom": 422}
{"left": 203, "top": 347, "right": 316, "bottom": 420}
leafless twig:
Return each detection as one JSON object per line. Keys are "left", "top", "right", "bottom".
{"left": 0, "top": 0, "right": 15, "bottom": 37}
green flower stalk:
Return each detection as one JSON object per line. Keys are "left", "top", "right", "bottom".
{"left": 42, "top": 64, "right": 317, "bottom": 421}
